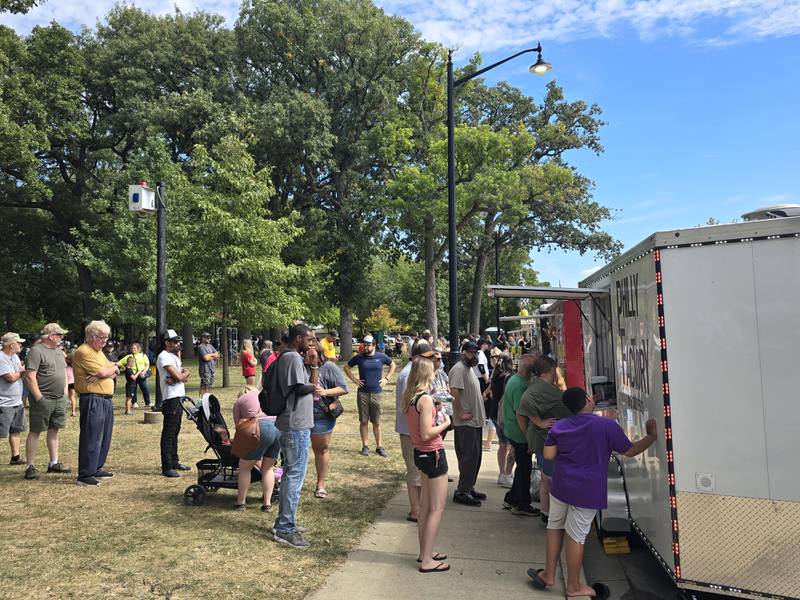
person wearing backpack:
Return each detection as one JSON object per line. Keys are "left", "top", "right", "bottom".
{"left": 271, "top": 324, "right": 319, "bottom": 549}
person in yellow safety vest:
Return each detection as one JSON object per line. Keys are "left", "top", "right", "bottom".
{"left": 116, "top": 342, "right": 151, "bottom": 407}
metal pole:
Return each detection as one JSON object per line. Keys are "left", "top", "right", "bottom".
{"left": 446, "top": 50, "right": 459, "bottom": 364}
{"left": 154, "top": 181, "right": 167, "bottom": 409}
{"left": 495, "top": 233, "right": 501, "bottom": 339}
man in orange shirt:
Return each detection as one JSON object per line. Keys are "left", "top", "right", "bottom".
{"left": 72, "top": 320, "right": 119, "bottom": 487}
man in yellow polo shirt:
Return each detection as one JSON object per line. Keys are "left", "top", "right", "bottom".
{"left": 320, "top": 331, "right": 338, "bottom": 362}
{"left": 72, "top": 320, "right": 119, "bottom": 486}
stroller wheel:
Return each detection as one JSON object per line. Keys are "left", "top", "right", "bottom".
{"left": 184, "top": 485, "right": 207, "bottom": 506}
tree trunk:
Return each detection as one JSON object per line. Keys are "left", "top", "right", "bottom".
{"left": 339, "top": 306, "right": 353, "bottom": 360}
{"left": 221, "top": 317, "right": 230, "bottom": 388}
{"left": 181, "top": 324, "right": 194, "bottom": 358}
{"left": 240, "top": 328, "right": 251, "bottom": 350}
{"left": 469, "top": 248, "right": 489, "bottom": 337}
{"left": 423, "top": 218, "right": 439, "bottom": 339}
{"left": 76, "top": 263, "right": 96, "bottom": 320}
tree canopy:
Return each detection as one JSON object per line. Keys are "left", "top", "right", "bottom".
{"left": 0, "top": 0, "right": 621, "bottom": 356}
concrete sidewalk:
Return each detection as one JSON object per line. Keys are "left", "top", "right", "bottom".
{"left": 309, "top": 438, "right": 572, "bottom": 600}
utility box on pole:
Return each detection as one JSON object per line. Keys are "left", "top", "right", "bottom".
{"left": 128, "top": 182, "right": 156, "bottom": 214}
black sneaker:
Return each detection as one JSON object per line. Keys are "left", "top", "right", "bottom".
{"left": 176, "top": 463, "right": 191, "bottom": 471}
{"left": 375, "top": 446, "right": 388, "bottom": 458}
{"left": 162, "top": 469, "right": 180, "bottom": 478}
{"left": 469, "top": 489, "right": 487, "bottom": 501}
{"left": 77, "top": 476, "right": 101, "bottom": 486}
{"left": 94, "top": 470, "right": 114, "bottom": 479}
{"left": 359, "top": 446, "right": 369, "bottom": 456}
{"left": 47, "top": 462, "right": 72, "bottom": 474}
{"left": 453, "top": 491, "right": 481, "bottom": 506}
{"left": 9, "top": 455, "right": 23, "bottom": 465}
{"left": 511, "top": 505, "right": 541, "bottom": 517}
{"left": 24, "top": 465, "right": 39, "bottom": 480}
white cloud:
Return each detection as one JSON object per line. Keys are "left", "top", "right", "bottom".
{"left": 1, "top": 0, "right": 798, "bottom": 50}
{"left": 0, "top": 0, "right": 242, "bottom": 33}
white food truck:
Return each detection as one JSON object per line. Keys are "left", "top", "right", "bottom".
{"left": 488, "top": 206, "right": 800, "bottom": 599}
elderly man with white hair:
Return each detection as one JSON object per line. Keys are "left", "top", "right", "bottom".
{"left": 72, "top": 320, "right": 119, "bottom": 486}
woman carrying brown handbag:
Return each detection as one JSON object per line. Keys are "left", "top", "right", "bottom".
{"left": 232, "top": 385, "right": 280, "bottom": 511}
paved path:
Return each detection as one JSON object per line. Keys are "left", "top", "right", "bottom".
{"left": 309, "top": 438, "right": 573, "bottom": 600}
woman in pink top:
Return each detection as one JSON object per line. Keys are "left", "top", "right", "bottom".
{"left": 402, "top": 358, "right": 451, "bottom": 574}
{"left": 232, "top": 386, "right": 280, "bottom": 511}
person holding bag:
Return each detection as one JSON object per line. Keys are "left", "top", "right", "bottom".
{"left": 231, "top": 385, "right": 280, "bottom": 511}
{"left": 309, "top": 338, "right": 348, "bottom": 499}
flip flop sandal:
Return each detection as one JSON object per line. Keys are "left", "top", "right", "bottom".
{"left": 417, "top": 553, "right": 447, "bottom": 562}
{"left": 406, "top": 514, "right": 418, "bottom": 522}
{"left": 261, "top": 504, "right": 272, "bottom": 512}
{"left": 526, "top": 568, "right": 547, "bottom": 589}
{"left": 418, "top": 562, "right": 450, "bottom": 573}
{"left": 592, "top": 583, "right": 610, "bottom": 600}
{"left": 314, "top": 488, "right": 328, "bottom": 498}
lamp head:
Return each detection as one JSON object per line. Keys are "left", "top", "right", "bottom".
{"left": 529, "top": 42, "right": 552, "bottom": 75}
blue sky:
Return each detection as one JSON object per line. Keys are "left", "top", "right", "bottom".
{"left": 3, "top": 1, "right": 799, "bottom": 285}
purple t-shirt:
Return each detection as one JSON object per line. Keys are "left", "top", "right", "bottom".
{"left": 545, "top": 413, "right": 633, "bottom": 510}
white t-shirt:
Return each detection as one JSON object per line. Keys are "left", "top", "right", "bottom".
{"left": 472, "top": 350, "right": 489, "bottom": 383}
{"left": 157, "top": 350, "right": 185, "bottom": 400}
{"left": 0, "top": 352, "right": 23, "bottom": 407}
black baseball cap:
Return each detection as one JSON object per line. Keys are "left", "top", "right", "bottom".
{"left": 461, "top": 341, "right": 480, "bottom": 353}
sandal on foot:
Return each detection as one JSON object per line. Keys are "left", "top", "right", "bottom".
{"left": 417, "top": 553, "right": 447, "bottom": 562}
{"left": 418, "top": 562, "right": 450, "bottom": 573}
{"left": 314, "top": 488, "right": 327, "bottom": 498}
{"left": 261, "top": 504, "right": 272, "bottom": 512}
{"left": 527, "top": 568, "right": 548, "bottom": 589}
{"left": 406, "top": 514, "right": 418, "bottom": 522}
{"left": 232, "top": 503, "right": 246, "bottom": 511}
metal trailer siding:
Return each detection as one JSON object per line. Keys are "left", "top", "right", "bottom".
{"left": 660, "top": 239, "right": 800, "bottom": 598}
{"left": 581, "top": 217, "right": 800, "bottom": 599}
{"left": 585, "top": 248, "right": 676, "bottom": 575}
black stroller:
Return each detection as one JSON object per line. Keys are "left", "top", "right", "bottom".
{"left": 180, "top": 394, "right": 281, "bottom": 506}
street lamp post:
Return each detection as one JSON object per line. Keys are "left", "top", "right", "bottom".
{"left": 446, "top": 44, "right": 551, "bottom": 363}
{"left": 154, "top": 181, "right": 167, "bottom": 410}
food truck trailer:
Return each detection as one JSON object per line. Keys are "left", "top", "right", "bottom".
{"left": 487, "top": 208, "right": 800, "bottom": 599}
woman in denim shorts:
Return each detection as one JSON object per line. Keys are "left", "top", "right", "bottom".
{"left": 309, "top": 338, "right": 348, "bottom": 499}
{"left": 232, "top": 387, "right": 281, "bottom": 511}
{"left": 402, "top": 358, "right": 452, "bottom": 574}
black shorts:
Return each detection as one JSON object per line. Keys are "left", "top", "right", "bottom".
{"left": 413, "top": 448, "right": 448, "bottom": 479}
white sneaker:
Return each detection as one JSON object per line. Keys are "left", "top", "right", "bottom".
{"left": 498, "top": 474, "right": 513, "bottom": 488}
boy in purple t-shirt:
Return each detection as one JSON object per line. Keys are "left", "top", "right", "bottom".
{"left": 528, "top": 387, "right": 657, "bottom": 599}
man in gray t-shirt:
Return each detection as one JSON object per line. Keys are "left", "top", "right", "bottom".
{"left": 24, "top": 323, "right": 71, "bottom": 479}
{"left": 448, "top": 341, "right": 487, "bottom": 506}
{"left": 272, "top": 324, "right": 319, "bottom": 550}
{"left": 275, "top": 350, "right": 314, "bottom": 432}
{"left": 197, "top": 332, "right": 220, "bottom": 395}
{"left": 1, "top": 332, "right": 27, "bottom": 465}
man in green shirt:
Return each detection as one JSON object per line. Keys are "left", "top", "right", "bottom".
{"left": 501, "top": 354, "right": 539, "bottom": 516}
{"left": 517, "top": 356, "right": 572, "bottom": 520}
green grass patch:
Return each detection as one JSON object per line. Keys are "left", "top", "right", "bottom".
{"left": 0, "top": 360, "right": 406, "bottom": 599}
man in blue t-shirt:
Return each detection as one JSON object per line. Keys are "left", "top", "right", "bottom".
{"left": 345, "top": 334, "right": 396, "bottom": 457}
{"left": 528, "top": 387, "right": 657, "bottom": 599}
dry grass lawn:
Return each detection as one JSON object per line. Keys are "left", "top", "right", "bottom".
{"left": 0, "top": 360, "right": 406, "bottom": 599}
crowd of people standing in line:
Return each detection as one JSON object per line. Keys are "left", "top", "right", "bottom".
{"left": 1, "top": 321, "right": 656, "bottom": 596}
